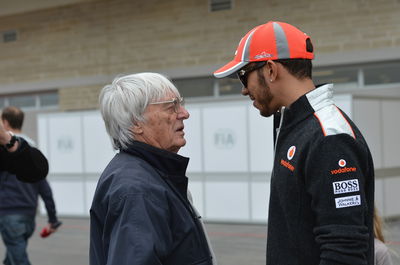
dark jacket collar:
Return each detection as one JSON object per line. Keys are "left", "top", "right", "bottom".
{"left": 121, "top": 140, "right": 189, "bottom": 177}
{"left": 274, "top": 84, "right": 333, "bottom": 130}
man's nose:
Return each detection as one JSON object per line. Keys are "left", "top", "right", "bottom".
{"left": 177, "top": 106, "right": 190, "bottom": 119}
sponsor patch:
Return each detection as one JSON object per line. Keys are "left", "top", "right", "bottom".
{"left": 332, "top": 179, "right": 359, "bottom": 194}
{"left": 331, "top": 167, "right": 357, "bottom": 175}
{"left": 335, "top": 195, "right": 361, "bottom": 208}
{"left": 280, "top": 159, "right": 294, "bottom": 172}
{"left": 338, "top": 159, "right": 346, "bottom": 167}
{"left": 287, "top": 146, "right": 296, "bottom": 160}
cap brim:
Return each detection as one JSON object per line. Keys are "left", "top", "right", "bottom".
{"left": 213, "top": 60, "right": 249, "bottom": 78}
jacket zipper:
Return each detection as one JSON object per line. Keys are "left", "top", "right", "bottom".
{"left": 274, "top": 106, "right": 285, "bottom": 156}
{"left": 160, "top": 175, "right": 213, "bottom": 263}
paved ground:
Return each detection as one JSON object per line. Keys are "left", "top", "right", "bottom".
{"left": 0, "top": 216, "right": 399, "bottom": 265}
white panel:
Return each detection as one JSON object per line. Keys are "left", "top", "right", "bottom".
{"left": 178, "top": 107, "right": 202, "bottom": 172}
{"left": 353, "top": 99, "right": 382, "bottom": 168}
{"left": 39, "top": 177, "right": 97, "bottom": 216}
{"left": 203, "top": 105, "right": 248, "bottom": 172}
{"left": 48, "top": 114, "right": 83, "bottom": 173}
{"left": 37, "top": 115, "right": 49, "bottom": 157}
{"left": 205, "top": 179, "right": 249, "bottom": 221}
{"left": 333, "top": 94, "right": 352, "bottom": 118}
{"left": 85, "top": 180, "right": 98, "bottom": 215}
{"left": 382, "top": 100, "right": 400, "bottom": 167}
{"left": 188, "top": 181, "right": 204, "bottom": 216}
{"left": 248, "top": 105, "right": 274, "bottom": 172}
{"left": 82, "top": 112, "right": 116, "bottom": 173}
{"left": 383, "top": 176, "right": 400, "bottom": 217}
{"left": 51, "top": 180, "right": 85, "bottom": 215}
{"left": 251, "top": 181, "right": 270, "bottom": 222}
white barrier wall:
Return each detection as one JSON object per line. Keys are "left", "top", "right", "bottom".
{"left": 38, "top": 100, "right": 274, "bottom": 221}
{"left": 179, "top": 101, "right": 274, "bottom": 222}
{"left": 353, "top": 98, "right": 400, "bottom": 218}
{"left": 38, "top": 95, "right": 400, "bottom": 221}
{"left": 38, "top": 111, "right": 116, "bottom": 216}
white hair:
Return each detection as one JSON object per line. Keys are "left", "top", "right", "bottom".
{"left": 99, "top": 72, "right": 180, "bottom": 150}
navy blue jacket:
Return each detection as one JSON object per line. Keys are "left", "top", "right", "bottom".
{"left": 90, "top": 141, "right": 214, "bottom": 265}
{"left": 267, "top": 84, "right": 374, "bottom": 265}
{"left": 0, "top": 171, "right": 58, "bottom": 223}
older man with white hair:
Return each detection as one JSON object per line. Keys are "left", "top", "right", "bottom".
{"left": 90, "top": 72, "right": 216, "bottom": 265}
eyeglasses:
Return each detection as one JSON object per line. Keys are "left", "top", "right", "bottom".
{"left": 237, "top": 61, "right": 267, "bottom": 88}
{"left": 149, "top": 96, "right": 185, "bottom": 113}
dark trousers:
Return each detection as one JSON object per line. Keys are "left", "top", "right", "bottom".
{"left": 0, "top": 215, "right": 35, "bottom": 265}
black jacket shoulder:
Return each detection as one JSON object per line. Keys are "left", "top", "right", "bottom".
{"left": 0, "top": 137, "right": 48, "bottom": 182}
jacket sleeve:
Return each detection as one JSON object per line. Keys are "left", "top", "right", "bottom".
{"left": 305, "top": 134, "right": 371, "bottom": 265}
{"left": 0, "top": 137, "right": 48, "bottom": 182}
{"left": 38, "top": 180, "right": 58, "bottom": 224}
{"left": 104, "top": 193, "right": 173, "bottom": 265}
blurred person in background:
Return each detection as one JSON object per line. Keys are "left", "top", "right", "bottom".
{"left": 90, "top": 73, "right": 216, "bottom": 265}
{"left": 0, "top": 106, "right": 60, "bottom": 265}
{"left": 214, "top": 21, "right": 375, "bottom": 265}
{"left": 0, "top": 111, "right": 48, "bottom": 183}
{"left": 374, "top": 207, "right": 393, "bottom": 265}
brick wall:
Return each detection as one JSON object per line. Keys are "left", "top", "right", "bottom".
{"left": 1, "top": 0, "right": 400, "bottom": 110}
{"left": 59, "top": 84, "right": 101, "bottom": 111}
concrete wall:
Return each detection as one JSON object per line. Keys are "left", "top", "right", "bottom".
{"left": 0, "top": 0, "right": 96, "bottom": 17}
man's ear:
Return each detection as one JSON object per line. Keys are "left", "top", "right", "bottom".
{"left": 131, "top": 122, "right": 143, "bottom": 135}
{"left": 265, "top": 60, "right": 278, "bottom": 82}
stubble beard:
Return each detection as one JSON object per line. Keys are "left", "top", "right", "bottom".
{"left": 257, "top": 70, "right": 275, "bottom": 117}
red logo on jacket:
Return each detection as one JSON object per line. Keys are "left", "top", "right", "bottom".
{"left": 281, "top": 159, "right": 294, "bottom": 172}
{"left": 287, "top": 146, "right": 296, "bottom": 160}
{"left": 331, "top": 159, "right": 357, "bottom": 175}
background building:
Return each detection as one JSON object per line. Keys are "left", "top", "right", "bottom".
{"left": 1, "top": 0, "right": 400, "bottom": 222}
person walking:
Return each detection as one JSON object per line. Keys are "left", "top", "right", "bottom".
{"left": 0, "top": 106, "right": 60, "bottom": 265}
{"left": 0, "top": 114, "right": 48, "bottom": 182}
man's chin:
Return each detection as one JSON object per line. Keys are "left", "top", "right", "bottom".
{"left": 172, "top": 139, "right": 186, "bottom": 153}
{"left": 257, "top": 105, "right": 271, "bottom": 117}
{"left": 179, "top": 139, "right": 186, "bottom": 148}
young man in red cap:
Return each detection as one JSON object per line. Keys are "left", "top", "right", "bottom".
{"left": 214, "top": 21, "right": 374, "bottom": 265}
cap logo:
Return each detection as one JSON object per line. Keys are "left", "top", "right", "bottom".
{"left": 338, "top": 159, "right": 346, "bottom": 167}
{"left": 254, "top": 52, "right": 273, "bottom": 60}
{"left": 287, "top": 146, "right": 296, "bottom": 160}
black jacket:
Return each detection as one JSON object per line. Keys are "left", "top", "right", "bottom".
{"left": 90, "top": 141, "right": 214, "bottom": 265}
{"left": 267, "top": 84, "right": 374, "bottom": 265}
{"left": 0, "top": 137, "right": 48, "bottom": 182}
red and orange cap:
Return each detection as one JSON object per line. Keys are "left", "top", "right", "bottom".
{"left": 213, "top": 21, "right": 314, "bottom": 78}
